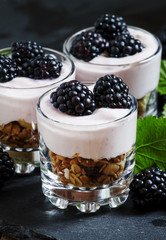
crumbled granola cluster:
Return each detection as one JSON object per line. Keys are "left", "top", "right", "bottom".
{"left": 0, "top": 119, "right": 38, "bottom": 148}
{"left": 137, "top": 96, "right": 146, "bottom": 118}
{"left": 49, "top": 151, "right": 126, "bottom": 187}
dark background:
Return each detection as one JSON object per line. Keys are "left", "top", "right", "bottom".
{"left": 0, "top": 0, "right": 166, "bottom": 240}
{"left": 0, "top": 0, "right": 166, "bottom": 51}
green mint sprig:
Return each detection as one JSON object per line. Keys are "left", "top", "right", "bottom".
{"left": 135, "top": 116, "right": 166, "bottom": 174}
{"left": 157, "top": 60, "right": 166, "bottom": 95}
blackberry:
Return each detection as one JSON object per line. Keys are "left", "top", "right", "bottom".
{"left": 94, "top": 13, "right": 129, "bottom": 40}
{"left": 11, "top": 40, "right": 44, "bottom": 66}
{"left": 107, "top": 34, "right": 144, "bottom": 57}
{"left": 0, "top": 55, "right": 19, "bottom": 83}
{"left": 93, "top": 74, "right": 132, "bottom": 108}
{"left": 21, "top": 55, "right": 62, "bottom": 79}
{"left": 50, "top": 80, "right": 96, "bottom": 116}
{"left": 70, "top": 30, "right": 106, "bottom": 62}
{"left": 0, "top": 148, "right": 15, "bottom": 187}
{"left": 129, "top": 167, "right": 166, "bottom": 207}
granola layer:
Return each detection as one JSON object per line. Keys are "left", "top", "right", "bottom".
{"left": 137, "top": 96, "right": 146, "bottom": 118}
{"left": 0, "top": 119, "right": 39, "bottom": 148}
{"left": 50, "top": 151, "right": 126, "bottom": 187}
{"left": 137, "top": 89, "right": 157, "bottom": 118}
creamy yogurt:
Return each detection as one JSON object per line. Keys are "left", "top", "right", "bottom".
{"left": 0, "top": 52, "right": 75, "bottom": 125}
{"left": 64, "top": 26, "right": 162, "bottom": 99}
{"left": 37, "top": 87, "right": 137, "bottom": 160}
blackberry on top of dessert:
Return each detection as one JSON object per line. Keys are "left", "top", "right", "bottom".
{"left": 70, "top": 13, "right": 144, "bottom": 61}
{"left": 50, "top": 74, "right": 132, "bottom": 117}
{"left": 0, "top": 40, "right": 62, "bottom": 83}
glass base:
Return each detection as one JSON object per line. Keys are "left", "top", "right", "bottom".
{"left": 2, "top": 145, "right": 40, "bottom": 174}
{"left": 137, "top": 89, "right": 157, "bottom": 118}
{"left": 40, "top": 148, "right": 135, "bottom": 213}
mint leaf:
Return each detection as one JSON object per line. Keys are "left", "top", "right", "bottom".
{"left": 135, "top": 116, "right": 166, "bottom": 174}
{"left": 0, "top": 49, "right": 11, "bottom": 56}
{"left": 162, "top": 104, "right": 166, "bottom": 118}
{"left": 157, "top": 60, "right": 166, "bottom": 95}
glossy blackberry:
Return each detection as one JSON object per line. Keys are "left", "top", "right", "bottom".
{"left": 0, "top": 148, "right": 15, "bottom": 187}
{"left": 94, "top": 13, "right": 129, "bottom": 40}
{"left": 11, "top": 40, "right": 44, "bottom": 66}
{"left": 93, "top": 74, "right": 132, "bottom": 108}
{"left": 107, "top": 34, "right": 144, "bottom": 57}
{"left": 70, "top": 30, "right": 106, "bottom": 61}
{"left": 21, "top": 55, "right": 62, "bottom": 79}
{"left": 50, "top": 80, "right": 96, "bottom": 116}
{"left": 0, "top": 55, "right": 19, "bottom": 83}
{"left": 129, "top": 167, "right": 166, "bottom": 207}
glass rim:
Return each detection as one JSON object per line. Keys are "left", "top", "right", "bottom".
{"left": 0, "top": 47, "right": 75, "bottom": 90}
{"left": 36, "top": 84, "right": 137, "bottom": 128}
{"left": 63, "top": 25, "right": 162, "bottom": 67}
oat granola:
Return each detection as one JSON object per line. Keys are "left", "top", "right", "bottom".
{"left": 49, "top": 151, "right": 126, "bottom": 187}
{"left": 0, "top": 119, "right": 39, "bottom": 148}
{"left": 137, "top": 96, "right": 146, "bottom": 118}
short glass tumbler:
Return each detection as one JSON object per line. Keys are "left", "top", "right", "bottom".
{"left": 0, "top": 48, "right": 75, "bottom": 174}
{"left": 37, "top": 85, "right": 137, "bottom": 213}
{"left": 63, "top": 26, "right": 162, "bottom": 118}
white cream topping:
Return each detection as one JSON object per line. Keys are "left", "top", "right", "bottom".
{"left": 69, "top": 26, "right": 161, "bottom": 99}
{"left": 37, "top": 90, "right": 137, "bottom": 160}
{"left": 41, "top": 98, "right": 131, "bottom": 125}
{"left": 90, "top": 28, "right": 158, "bottom": 65}
{"left": 0, "top": 62, "right": 71, "bottom": 88}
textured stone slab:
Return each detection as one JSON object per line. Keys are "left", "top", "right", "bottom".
{"left": 0, "top": 169, "right": 166, "bottom": 240}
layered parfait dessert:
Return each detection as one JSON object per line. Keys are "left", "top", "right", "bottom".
{"left": 63, "top": 13, "right": 162, "bottom": 118}
{"left": 0, "top": 41, "right": 75, "bottom": 173}
{"left": 37, "top": 74, "right": 137, "bottom": 212}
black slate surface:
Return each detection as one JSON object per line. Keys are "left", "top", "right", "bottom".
{"left": 0, "top": 0, "right": 166, "bottom": 51}
{"left": 0, "top": 0, "right": 166, "bottom": 239}
{"left": 0, "top": 169, "right": 166, "bottom": 240}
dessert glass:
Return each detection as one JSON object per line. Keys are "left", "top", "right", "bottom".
{"left": 0, "top": 48, "right": 75, "bottom": 174}
{"left": 37, "top": 84, "right": 137, "bottom": 213}
{"left": 63, "top": 26, "right": 162, "bottom": 118}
